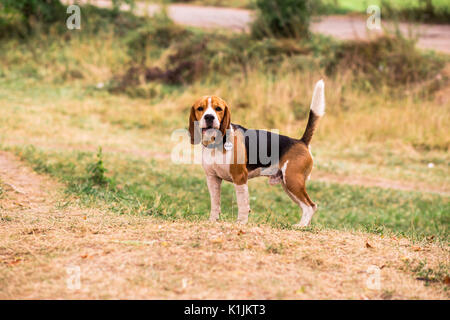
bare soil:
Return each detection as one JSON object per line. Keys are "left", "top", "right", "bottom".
{"left": 0, "top": 151, "right": 448, "bottom": 299}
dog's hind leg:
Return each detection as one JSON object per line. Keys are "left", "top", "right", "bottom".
{"left": 280, "top": 159, "right": 317, "bottom": 227}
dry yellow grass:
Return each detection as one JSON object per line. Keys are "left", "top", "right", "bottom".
{"left": 0, "top": 151, "right": 448, "bottom": 299}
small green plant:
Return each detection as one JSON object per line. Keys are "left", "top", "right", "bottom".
{"left": 87, "top": 147, "right": 110, "bottom": 186}
{"left": 265, "top": 242, "right": 284, "bottom": 254}
{"left": 404, "top": 259, "right": 449, "bottom": 286}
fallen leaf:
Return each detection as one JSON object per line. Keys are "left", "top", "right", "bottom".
{"left": 7, "top": 258, "right": 22, "bottom": 266}
{"left": 83, "top": 215, "right": 87, "bottom": 220}
{"left": 365, "top": 241, "right": 373, "bottom": 249}
{"left": 237, "top": 230, "right": 245, "bottom": 236}
{"left": 211, "top": 237, "right": 224, "bottom": 244}
{"left": 81, "top": 254, "right": 89, "bottom": 259}
{"left": 444, "top": 276, "right": 450, "bottom": 285}
{"left": 412, "top": 246, "right": 422, "bottom": 252}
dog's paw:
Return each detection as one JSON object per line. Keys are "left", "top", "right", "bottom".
{"left": 292, "top": 223, "right": 309, "bottom": 228}
{"left": 237, "top": 216, "right": 249, "bottom": 224}
{"left": 209, "top": 215, "right": 220, "bottom": 222}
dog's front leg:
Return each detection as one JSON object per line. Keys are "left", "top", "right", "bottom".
{"left": 234, "top": 183, "right": 250, "bottom": 224}
{"left": 206, "top": 175, "right": 222, "bottom": 221}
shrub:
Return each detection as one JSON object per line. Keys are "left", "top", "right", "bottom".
{"left": 325, "top": 35, "right": 446, "bottom": 91}
{"left": 125, "top": 9, "right": 189, "bottom": 64}
{"left": 0, "top": 0, "right": 66, "bottom": 33}
{"left": 381, "top": 0, "right": 450, "bottom": 24}
{"left": 251, "top": 0, "right": 314, "bottom": 39}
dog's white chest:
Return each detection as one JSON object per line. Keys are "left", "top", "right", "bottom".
{"left": 202, "top": 147, "right": 233, "bottom": 182}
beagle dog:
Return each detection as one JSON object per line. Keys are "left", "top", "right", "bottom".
{"left": 188, "top": 80, "right": 325, "bottom": 227}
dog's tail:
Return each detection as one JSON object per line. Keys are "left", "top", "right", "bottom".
{"left": 300, "top": 79, "right": 325, "bottom": 146}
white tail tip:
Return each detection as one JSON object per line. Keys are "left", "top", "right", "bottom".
{"left": 310, "top": 79, "right": 325, "bottom": 117}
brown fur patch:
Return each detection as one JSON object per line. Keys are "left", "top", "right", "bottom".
{"left": 230, "top": 129, "right": 248, "bottom": 185}
{"left": 280, "top": 142, "right": 315, "bottom": 207}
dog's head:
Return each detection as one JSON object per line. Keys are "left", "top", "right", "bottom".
{"left": 189, "top": 95, "right": 231, "bottom": 146}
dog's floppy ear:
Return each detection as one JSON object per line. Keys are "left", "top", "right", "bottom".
{"left": 220, "top": 104, "right": 231, "bottom": 137}
{"left": 189, "top": 106, "right": 201, "bottom": 145}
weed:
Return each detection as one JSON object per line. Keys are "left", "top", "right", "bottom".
{"left": 409, "top": 259, "right": 449, "bottom": 285}
{"left": 87, "top": 147, "right": 110, "bottom": 186}
{"left": 265, "top": 242, "right": 284, "bottom": 254}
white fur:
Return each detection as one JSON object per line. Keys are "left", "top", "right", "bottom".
{"left": 296, "top": 201, "right": 316, "bottom": 227}
{"left": 234, "top": 183, "right": 250, "bottom": 224}
{"left": 200, "top": 96, "right": 220, "bottom": 129}
{"left": 282, "top": 182, "right": 316, "bottom": 227}
{"left": 310, "top": 80, "right": 325, "bottom": 117}
{"left": 206, "top": 175, "right": 222, "bottom": 221}
{"left": 281, "top": 160, "right": 289, "bottom": 184}
{"left": 202, "top": 147, "right": 233, "bottom": 181}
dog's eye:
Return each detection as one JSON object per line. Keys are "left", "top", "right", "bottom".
{"left": 197, "top": 107, "right": 204, "bottom": 111}
{"left": 215, "top": 106, "right": 222, "bottom": 112}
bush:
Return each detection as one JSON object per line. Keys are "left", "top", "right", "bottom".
{"left": 381, "top": 0, "right": 450, "bottom": 24}
{"left": 251, "top": 0, "right": 314, "bottom": 39}
{"left": 125, "top": 9, "right": 189, "bottom": 64}
{"left": 325, "top": 35, "right": 446, "bottom": 91}
{"left": 0, "top": 0, "right": 66, "bottom": 34}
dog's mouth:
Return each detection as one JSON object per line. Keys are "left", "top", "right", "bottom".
{"left": 201, "top": 126, "right": 213, "bottom": 134}
{"left": 201, "top": 126, "right": 220, "bottom": 145}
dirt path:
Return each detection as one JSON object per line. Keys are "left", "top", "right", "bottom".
{"left": 0, "top": 151, "right": 448, "bottom": 299}
{"left": 76, "top": 0, "right": 450, "bottom": 54}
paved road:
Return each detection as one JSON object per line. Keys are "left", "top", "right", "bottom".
{"left": 75, "top": 0, "right": 450, "bottom": 53}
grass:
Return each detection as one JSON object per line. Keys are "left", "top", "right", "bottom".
{"left": 9, "top": 144, "right": 449, "bottom": 243}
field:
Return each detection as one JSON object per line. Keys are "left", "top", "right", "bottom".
{"left": 0, "top": 4, "right": 449, "bottom": 299}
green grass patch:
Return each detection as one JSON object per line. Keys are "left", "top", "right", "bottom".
{"left": 10, "top": 145, "right": 449, "bottom": 243}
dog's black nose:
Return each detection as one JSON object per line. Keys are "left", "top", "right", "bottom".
{"left": 204, "top": 114, "right": 215, "bottom": 123}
